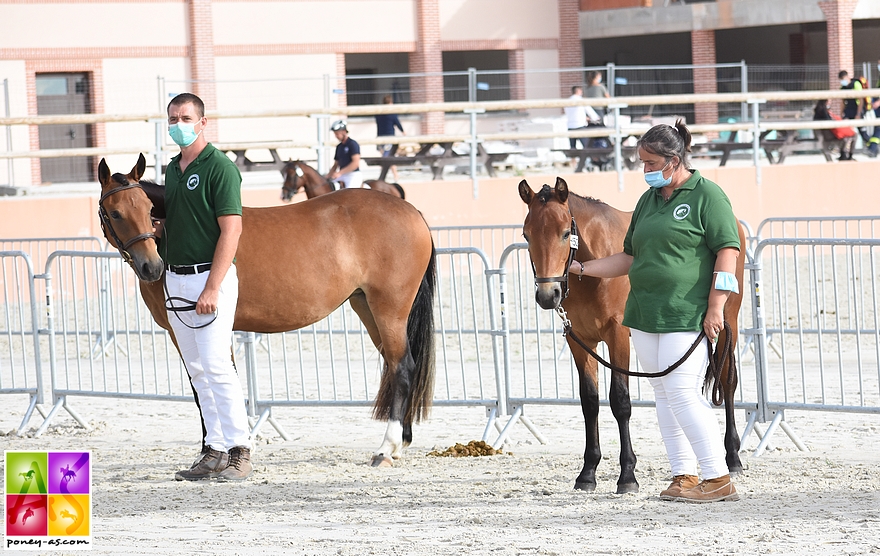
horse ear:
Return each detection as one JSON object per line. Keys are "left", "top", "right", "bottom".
{"left": 555, "top": 177, "right": 569, "bottom": 203}
{"left": 518, "top": 180, "right": 534, "bottom": 204}
{"left": 98, "top": 158, "right": 110, "bottom": 186}
{"left": 129, "top": 154, "right": 146, "bottom": 182}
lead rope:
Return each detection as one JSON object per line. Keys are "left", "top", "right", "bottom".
{"left": 160, "top": 224, "right": 218, "bottom": 330}
{"left": 555, "top": 306, "right": 736, "bottom": 404}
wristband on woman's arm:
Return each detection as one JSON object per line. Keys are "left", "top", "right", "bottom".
{"left": 713, "top": 271, "right": 739, "bottom": 293}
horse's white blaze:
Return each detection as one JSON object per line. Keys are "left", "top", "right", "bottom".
{"left": 376, "top": 420, "right": 404, "bottom": 458}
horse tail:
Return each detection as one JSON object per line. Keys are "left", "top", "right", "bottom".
{"left": 404, "top": 241, "right": 436, "bottom": 425}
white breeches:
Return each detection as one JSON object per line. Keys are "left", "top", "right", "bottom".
{"left": 630, "top": 329, "right": 728, "bottom": 479}
{"left": 165, "top": 264, "right": 250, "bottom": 452}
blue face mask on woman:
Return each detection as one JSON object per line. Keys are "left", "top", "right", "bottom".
{"left": 644, "top": 160, "right": 672, "bottom": 188}
{"left": 168, "top": 122, "right": 201, "bottom": 147}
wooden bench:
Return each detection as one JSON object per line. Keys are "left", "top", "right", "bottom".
{"left": 762, "top": 130, "right": 841, "bottom": 164}
{"left": 362, "top": 142, "right": 515, "bottom": 180}
{"left": 553, "top": 146, "right": 639, "bottom": 172}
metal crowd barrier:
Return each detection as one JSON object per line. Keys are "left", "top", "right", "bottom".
{"left": 36, "top": 251, "right": 188, "bottom": 436}
{"left": 1, "top": 223, "right": 878, "bottom": 461}
{"left": 747, "top": 237, "right": 880, "bottom": 455}
{"left": 0, "top": 251, "right": 42, "bottom": 434}
{"left": 241, "top": 246, "right": 506, "bottom": 443}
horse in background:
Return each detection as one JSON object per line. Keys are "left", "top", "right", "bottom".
{"left": 98, "top": 154, "right": 435, "bottom": 467}
{"left": 280, "top": 160, "right": 405, "bottom": 201}
{"left": 518, "top": 177, "right": 745, "bottom": 493}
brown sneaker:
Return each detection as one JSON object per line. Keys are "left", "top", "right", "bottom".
{"left": 217, "top": 446, "right": 252, "bottom": 481}
{"left": 677, "top": 475, "right": 740, "bottom": 503}
{"left": 175, "top": 447, "right": 229, "bottom": 481}
{"left": 659, "top": 474, "right": 699, "bottom": 501}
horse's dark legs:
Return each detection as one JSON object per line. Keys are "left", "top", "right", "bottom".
{"left": 574, "top": 354, "right": 602, "bottom": 492}
{"left": 608, "top": 371, "right": 639, "bottom": 493}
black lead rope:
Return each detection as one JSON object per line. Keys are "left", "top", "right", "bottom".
{"left": 163, "top": 290, "right": 218, "bottom": 330}
{"left": 557, "top": 306, "right": 737, "bottom": 405}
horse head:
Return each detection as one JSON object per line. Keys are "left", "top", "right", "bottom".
{"left": 519, "top": 177, "right": 579, "bottom": 310}
{"left": 97, "top": 154, "right": 164, "bottom": 283}
{"left": 280, "top": 160, "right": 305, "bottom": 202}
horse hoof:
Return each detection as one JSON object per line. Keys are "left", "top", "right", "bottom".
{"left": 370, "top": 455, "right": 394, "bottom": 468}
{"left": 574, "top": 481, "right": 596, "bottom": 492}
{"left": 616, "top": 482, "right": 639, "bottom": 494}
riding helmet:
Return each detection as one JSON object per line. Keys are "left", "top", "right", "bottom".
{"left": 330, "top": 120, "right": 347, "bottom": 132}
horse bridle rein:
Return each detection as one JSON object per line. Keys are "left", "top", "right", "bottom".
{"left": 98, "top": 181, "right": 157, "bottom": 265}
{"left": 531, "top": 216, "right": 580, "bottom": 302}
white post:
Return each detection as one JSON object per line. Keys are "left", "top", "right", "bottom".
{"left": 749, "top": 98, "right": 765, "bottom": 186}
{"left": 609, "top": 102, "right": 628, "bottom": 192}
{"left": 3, "top": 78, "right": 13, "bottom": 187}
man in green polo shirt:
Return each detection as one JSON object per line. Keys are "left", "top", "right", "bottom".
{"left": 161, "top": 93, "right": 252, "bottom": 482}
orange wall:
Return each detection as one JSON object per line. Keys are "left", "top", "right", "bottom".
{"left": 1, "top": 161, "right": 877, "bottom": 242}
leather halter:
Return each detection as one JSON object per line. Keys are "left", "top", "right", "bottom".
{"left": 531, "top": 216, "right": 579, "bottom": 302}
{"left": 98, "top": 181, "right": 156, "bottom": 265}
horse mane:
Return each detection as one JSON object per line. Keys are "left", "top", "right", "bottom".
{"left": 536, "top": 184, "right": 605, "bottom": 207}
{"left": 137, "top": 179, "right": 166, "bottom": 219}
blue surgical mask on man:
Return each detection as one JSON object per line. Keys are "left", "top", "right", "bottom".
{"left": 168, "top": 122, "right": 201, "bottom": 147}
{"left": 644, "top": 160, "right": 672, "bottom": 188}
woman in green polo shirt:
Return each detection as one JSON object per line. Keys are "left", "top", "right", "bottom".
{"left": 569, "top": 121, "right": 741, "bottom": 503}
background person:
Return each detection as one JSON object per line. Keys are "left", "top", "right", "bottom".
{"left": 568, "top": 121, "right": 741, "bottom": 503}
{"left": 327, "top": 120, "right": 363, "bottom": 188}
{"left": 564, "top": 85, "right": 603, "bottom": 167}
{"left": 375, "top": 95, "right": 406, "bottom": 182}
{"left": 161, "top": 92, "right": 252, "bottom": 482}
{"left": 813, "top": 98, "right": 855, "bottom": 161}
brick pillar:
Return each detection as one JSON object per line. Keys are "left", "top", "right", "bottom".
{"left": 691, "top": 29, "right": 718, "bottom": 134}
{"left": 508, "top": 49, "right": 526, "bottom": 101}
{"left": 188, "top": 0, "right": 219, "bottom": 142}
{"left": 409, "top": 0, "right": 444, "bottom": 134}
{"left": 558, "top": 0, "right": 582, "bottom": 98}
{"left": 819, "top": 0, "right": 858, "bottom": 92}
{"left": 335, "top": 53, "right": 348, "bottom": 109}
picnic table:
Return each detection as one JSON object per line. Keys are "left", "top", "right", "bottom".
{"left": 553, "top": 145, "right": 640, "bottom": 172}
{"left": 691, "top": 127, "right": 840, "bottom": 166}
{"left": 361, "top": 142, "right": 516, "bottom": 180}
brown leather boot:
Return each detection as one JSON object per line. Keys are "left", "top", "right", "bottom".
{"left": 659, "top": 474, "right": 699, "bottom": 501}
{"left": 175, "top": 447, "right": 228, "bottom": 481}
{"left": 677, "top": 475, "right": 740, "bottom": 503}
{"left": 217, "top": 446, "right": 252, "bottom": 481}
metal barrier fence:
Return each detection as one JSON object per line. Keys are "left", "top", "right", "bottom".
{"left": 242, "top": 247, "right": 506, "bottom": 443}
{"left": 748, "top": 237, "right": 880, "bottom": 455}
{"left": 3, "top": 223, "right": 879, "bottom": 460}
{"left": 0, "top": 251, "right": 42, "bottom": 434}
{"left": 37, "top": 250, "right": 188, "bottom": 435}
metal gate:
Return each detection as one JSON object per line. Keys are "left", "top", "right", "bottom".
{"left": 0, "top": 251, "right": 42, "bottom": 434}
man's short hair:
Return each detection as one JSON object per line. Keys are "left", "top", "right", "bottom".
{"left": 838, "top": 70, "right": 849, "bottom": 80}
{"left": 571, "top": 85, "right": 583, "bottom": 95}
{"left": 167, "top": 93, "right": 205, "bottom": 118}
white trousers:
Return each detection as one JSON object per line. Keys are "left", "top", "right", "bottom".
{"left": 337, "top": 170, "right": 364, "bottom": 189}
{"left": 165, "top": 265, "right": 250, "bottom": 452}
{"left": 630, "top": 329, "right": 728, "bottom": 479}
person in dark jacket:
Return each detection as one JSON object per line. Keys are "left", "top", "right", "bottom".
{"left": 374, "top": 95, "right": 406, "bottom": 181}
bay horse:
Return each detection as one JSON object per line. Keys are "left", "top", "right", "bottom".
{"left": 518, "top": 177, "right": 745, "bottom": 493}
{"left": 98, "top": 154, "right": 435, "bottom": 467}
{"left": 280, "top": 160, "right": 405, "bottom": 201}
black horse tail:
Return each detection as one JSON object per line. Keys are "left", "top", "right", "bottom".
{"left": 405, "top": 241, "right": 435, "bottom": 423}
{"left": 373, "top": 241, "right": 435, "bottom": 430}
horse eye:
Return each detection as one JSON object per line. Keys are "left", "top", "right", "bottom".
{"left": 563, "top": 231, "right": 570, "bottom": 240}
{"left": 522, "top": 233, "right": 529, "bottom": 243}
{"left": 109, "top": 210, "right": 122, "bottom": 219}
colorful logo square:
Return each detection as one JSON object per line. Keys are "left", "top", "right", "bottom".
{"left": 5, "top": 451, "right": 92, "bottom": 550}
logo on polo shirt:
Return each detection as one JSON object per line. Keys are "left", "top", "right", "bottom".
{"left": 673, "top": 203, "right": 691, "bottom": 220}
{"left": 187, "top": 174, "right": 200, "bottom": 190}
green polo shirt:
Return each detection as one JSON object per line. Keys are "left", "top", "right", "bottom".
{"left": 622, "top": 169, "right": 740, "bottom": 333}
{"left": 161, "top": 143, "right": 242, "bottom": 266}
